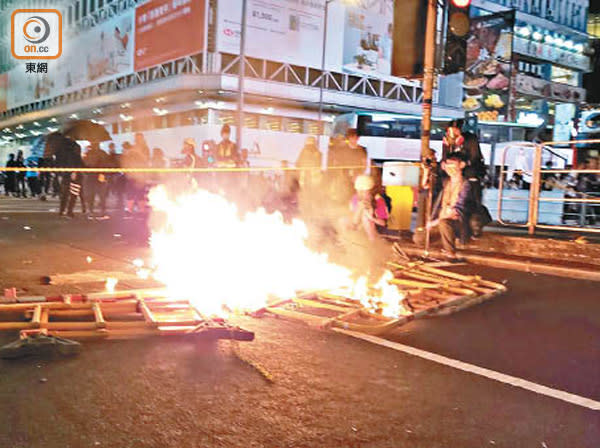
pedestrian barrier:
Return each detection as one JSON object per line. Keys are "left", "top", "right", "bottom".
{"left": 497, "top": 139, "right": 600, "bottom": 235}
{"left": 256, "top": 252, "right": 506, "bottom": 337}
{"left": 0, "top": 288, "right": 254, "bottom": 358}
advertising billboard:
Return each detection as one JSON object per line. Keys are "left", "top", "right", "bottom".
{"left": 0, "top": 73, "right": 8, "bottom": 113}
{"left": 6, "top": 10, "right": 134, "bottom": 109}
{"left": 462, "top": 11, "right": 515, "bottom": 122}
{"left": 216, "top": 0, "right": 326, "bottom": 69}
{"left": 338, "top": 0, "right": 394, "bottom": 78}
{"left": 216, "top": 0, "right": 395, "bottom": 78}
{"left": 6, "top": 62, "right": 56, "bottom": 108}
{"left": 134, "top": 0, "right": 207, "bottom": 71}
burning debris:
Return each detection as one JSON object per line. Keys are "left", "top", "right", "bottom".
{"left": 147, "top": 186, "right": 357, "bottom": 316}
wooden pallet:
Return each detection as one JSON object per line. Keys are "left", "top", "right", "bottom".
{"left": 260, "top": 261, "right": 506, "bottom": 337}
{"left": 0, "top": 289, "right": 254, "bottom": 342}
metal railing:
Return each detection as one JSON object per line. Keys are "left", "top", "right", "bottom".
{"left": 497, "top": 139, "right": 600, "bottom": 235}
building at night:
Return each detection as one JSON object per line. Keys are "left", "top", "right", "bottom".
{"left": 0, "top": 0, "right": 463, "bottom": 165}
{"left": 469, "top": 0, "right": 591, "bottom": 142}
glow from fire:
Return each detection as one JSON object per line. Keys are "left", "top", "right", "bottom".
{"left": 344, "top": 271, "right": 409, "bottom": 317}
{"left": 105, "top": 277, "right": 118, "bottom": 293}
{"left": 147, "top": 187, "right": 355, "bottom": 316}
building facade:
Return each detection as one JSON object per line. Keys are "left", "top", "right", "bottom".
{"left": 0, "top": 0, "right": 462, "bottom": 165}
{"left": 470, "top": 0, "right": 591, "bottom": 142}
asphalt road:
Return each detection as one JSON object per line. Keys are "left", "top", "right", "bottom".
{"left": 0, "top": 198, "right": 598, "bottom": 448}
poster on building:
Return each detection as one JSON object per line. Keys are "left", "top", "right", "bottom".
{"left": 134, "top": 0, "right": 207, "bottom": 71}
{"left": 0, "top": 73, "right": 8, "bottom": 113}
{"left": 462, "top": 11, "right": 515, "bottom": 122}
{"left": 6, "top": 63, "right": 57, "bottom": 109}
{"left": 339, "top": 0, "right": 394, "bottom": 78}
{"left": 52, "top": 10, "right": 134, "bottom": 98}
{"left": 553, "top": 103, "right": 576, "bottom": 142}
{"left": 216, "top": 0, "right": 326, "bottom": 69}
{"left": 216, "top": 0, "right": 395, "bottom": 78}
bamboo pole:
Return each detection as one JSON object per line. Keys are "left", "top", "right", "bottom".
{"left": 32, "top": 305, "right": 42, "bottom": 328}
{"left": 92, "top": 302, "right": 106, "bottom": 329}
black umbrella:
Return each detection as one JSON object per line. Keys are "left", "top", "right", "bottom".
{"left": 61, "top": 119, "right": 111, "bottom": 142}
{"left": 44, "top": 132, "right": 83, "bottom": 168}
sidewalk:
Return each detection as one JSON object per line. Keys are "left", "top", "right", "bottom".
{"left": 395, "top": 224, "right": 600, "bottom": 281}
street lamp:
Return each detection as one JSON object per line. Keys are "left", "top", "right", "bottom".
{"left": 237, "top": 0, "right": 248, "bottom": 154}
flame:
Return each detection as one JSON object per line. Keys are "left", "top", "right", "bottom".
{"left": 105, "top": 277, "right": 118, "bottom": 293}
{"left": 146, "top": 186, "right": 409, "bottom": 319}
{"left": 147, "top": 186, "right": 354, "bottom": 316}
{"left": 344, "top": 271, "right": 409, "bottom": 317}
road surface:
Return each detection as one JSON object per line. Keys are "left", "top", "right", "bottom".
{"left": 0, "top": 198, "right": 598, "bottom": 448}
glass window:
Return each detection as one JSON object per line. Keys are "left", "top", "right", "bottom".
{"left": 260, "top": 115, "right": 282, "bottom": 132}
{"left": 305, "top": 120, "right": 323, "bottom": 135}
{"left": 244, "top": 113, "right": 259, "bottom": 129}
{"left": 551, "top": 65, "right": 578, "bottom": 86}
{"left": 284, "top": 118, "right": 303, "bottom": 133}
{"left": 218, "top": 110, "right": 236, "bottom": 125}
{"left": 182, "top": 109, "right": 208, "bottom": 126}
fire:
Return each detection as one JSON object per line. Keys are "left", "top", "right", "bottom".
{"left": 105, "top": 277, "right": 118, "bottom": 293}
{"left": 343, "top": 271, "right": 409, "bottom": 318}
{"left": 147, "top": 186, "right": 354, "bottom": 316}
{"left": 146, "top": 186, "right": 409, "bottom": 318}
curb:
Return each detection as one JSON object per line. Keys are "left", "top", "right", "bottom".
{"left": 398, "top": 247, "right": 600, "bottom": 282}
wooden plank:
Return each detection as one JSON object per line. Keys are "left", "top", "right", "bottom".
{"left": 31, "top": 305, "right": 42, "bottom": 328}
{"left": 92, "top": 302, "right": 106, "bottom": 328}
{"left": 138, "top": 300, "right": 157, "bottom": 324}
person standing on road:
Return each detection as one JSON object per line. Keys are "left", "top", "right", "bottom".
{"left": 122, "top": 140, "right": 149, "bottom": 215}
{"left": 4, "top": 153, "right": 16, "bottom": 196}
{"left": 84, "top": 142, "right": 111, "bottom": 218}
{"left": 296, "top": 136, "right": 323, "bottom": 192}
{"left": 107, "top": 142, "right": 124, "bottom": 211}
{"left": 15, "top": 150, "right": 27, "bottom": 198}
{"left": 216, "top": 124, "right": 240, "bottom": 195}
{"left": 329, "top": 128, "right": 368, "bottom": 203}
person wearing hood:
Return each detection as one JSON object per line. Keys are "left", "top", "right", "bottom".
{"left": 295, "top": 136, "right": 322, "bottom": 192}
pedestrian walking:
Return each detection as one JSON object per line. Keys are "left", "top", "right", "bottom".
{"left": 4, "top": 153, "right": 16, "bottom": 196}
{"left": 15, "top": 150, "right": 27, "bottom": 198}
{"left": 107, "top": 142, "right": 124, "bottom": 211}
{"left": 84, "top": 142, "right": 111, "bottom": 217}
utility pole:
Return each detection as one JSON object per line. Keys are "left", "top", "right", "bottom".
{"left": 237, "top": 0, "right": 248, "bottom": 152}
{"left": 318, "top": 1, "right": 331, "bottom": 132}
{"left": 416, "top": 0, "right": 438, "bottom": 229}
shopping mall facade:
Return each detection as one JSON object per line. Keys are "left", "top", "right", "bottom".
{"left": 0, "top": 0, "right": 591, "bottom": 164}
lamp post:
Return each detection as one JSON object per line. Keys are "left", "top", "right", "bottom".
{"left": 416, "top": 0, "right": 438, "bottom": 237}
{"left": 237, "top": 0, "right": 248, "bottom": 153}
{"left": 317, "top": 0, "right": 333, "bottom": 133}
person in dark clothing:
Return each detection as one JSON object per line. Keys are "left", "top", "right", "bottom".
{"left": 427, "top": 153, "right": 474, "bottom": 259}
{"left": 542, "top": 160, "right": 558, "bottom": 191}
{"left": 327, "top": 129, "right": 368, "bottom": 203}
{"left": 4, "top": 153, "right": 16, "bottom": 196}
{"left": 122, "top": 141, "right": 149, "bottom": 214}
{"left": 295, "top": 136, "right": 322, "bottom": 192}
{"left": 15, "top": 150, "right": 26, "bottom": 197}
{"left": 65, "top": 172, "right": 87, "bottom": 217}
{"left": 215, "top": 124, "right": 239, "bottom": 166}
{"left": 84, "top": 142, "right": 111, "bottom": 217}
{"left": 107, "top": 142, "right": 124, "bottom": 211}
{"left": 462, "top": 132, "right": 486, "bottom": 205}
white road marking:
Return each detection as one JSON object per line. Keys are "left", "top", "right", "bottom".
{"left": 333, "top": 328, "right": 600, "bottom": 411}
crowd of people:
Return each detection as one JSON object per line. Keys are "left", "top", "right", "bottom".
{"left": 2, "top": 119, "right": 597, "bottom": 253}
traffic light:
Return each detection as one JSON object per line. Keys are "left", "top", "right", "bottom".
{"left": 443, "top": 0, "right": 472, "bottom": 75}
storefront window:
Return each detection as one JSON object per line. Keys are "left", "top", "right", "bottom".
{"left": 550, "top": 66, "right": 579, "bottom": 86}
